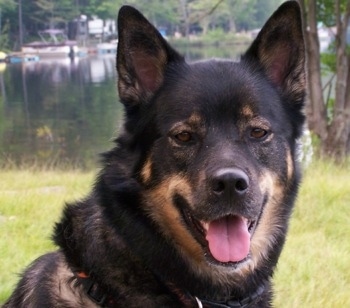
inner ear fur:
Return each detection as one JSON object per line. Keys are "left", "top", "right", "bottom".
{"left": 243, "top": 1, "right": 305, "bottom": 103}
{"left": 117, "top": 6, "right": 183, "bottom": 107}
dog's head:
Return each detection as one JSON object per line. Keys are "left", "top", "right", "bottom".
{"left": 113, "top": 1, "right": 305, "bottom": 296}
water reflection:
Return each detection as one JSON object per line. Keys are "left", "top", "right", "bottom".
{"left": 0, "top": 55, "right": 123, "bottom": 168}
{"left": 0, "top": 46, "right": 245, "bottom": 169}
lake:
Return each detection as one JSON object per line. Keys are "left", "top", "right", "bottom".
{"left": 0, "top": 46, "right": 246, "bottom": 169}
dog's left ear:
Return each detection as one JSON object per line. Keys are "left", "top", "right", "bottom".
{"left": 117, "top": 6, "right": 183, "bottom": 108}
{"left": 244, "top": 1, "right": 305, "bottom": 103}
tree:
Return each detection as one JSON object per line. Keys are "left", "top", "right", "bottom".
{"left": 0, "top": 0, "right": 16, "bottom": 49}
{"left": 228, "top": 0, "right": 258, "bottom": 31}
{"left": 254, "top": 0, "right": 283, "bottom": 29}
{"left": 300, "top": 0, "right": 350, "bottom": 159}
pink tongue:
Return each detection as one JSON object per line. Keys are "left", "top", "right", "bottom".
{"left": 206, "top": 216, "right": 250, "bottom": 263}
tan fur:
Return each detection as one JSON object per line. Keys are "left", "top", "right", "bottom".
{"left": 18, "top": 254, "right": 97, "bottom": 308}
{"left": 286, "top": 146, "right": 294, "bottom": 181}
{"left": 170, "top": 112, "right": 205, "bottom": 136}
{"left": 142, "top": 171, "right": 282, "bottom": 286}
{"left": 250, "top": 171, "right": 285, "bottom": 270}
{"left": 188, "top": 112, "right": 204, "bottom": 127}
{"left": 140, "top": 157, "right": 152, "bottom": 184}
{"left": 241, "top": 106, "right": 254, "bottom": 118}
{"left": 144, "top": 175, "right": 204, "bottom": 263}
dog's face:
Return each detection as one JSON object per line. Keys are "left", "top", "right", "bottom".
{"left": 115, "top": 1, "right": 305, "bottom": 291}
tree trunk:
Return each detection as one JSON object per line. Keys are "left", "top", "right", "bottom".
{"left": 346, "top": 56, "right": 350, "bottom": 154}
{"left": 228, "top": 15, "right": 236, "bottom": 33}
{"left": 300, "top": 0, "right": 350, "bottom": 160}
{"left": 322, "top": 0, "right": 350, "bottom": 159}
{"left": 300, "top": 0, "right": 328, "bottom": 140}
{"left": 179, "top": 0, "right": 190, "bottom": 38}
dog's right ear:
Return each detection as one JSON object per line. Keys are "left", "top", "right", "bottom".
{"left": 117, "top": 6, "right": 183, "bottom": 108}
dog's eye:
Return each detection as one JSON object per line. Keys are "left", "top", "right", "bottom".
{"left": 250, "top": 128, "right": 268, "bottom": 139}
{"left": 175, "top": 132, "right": 192, "bottom": 143}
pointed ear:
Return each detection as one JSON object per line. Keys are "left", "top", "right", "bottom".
{"left": 117, "top": 6, "right": 183, "bottom": 107}
{"left": 244, "top": 1, "right": 305, "bottom": 103}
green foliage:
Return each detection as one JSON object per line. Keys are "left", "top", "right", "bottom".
{"left": 30, "top": 0, "right": 78, "bottom": 26}
{"left": 0, "top": 0, "right": 284, "bottom": 44}
{"left": 0, "top": 0, "right": 15, "bottom": 50}
{"left": 81, "top": 0, "right": 123, "bottom": 20}
{"left": 203, "top": 27, "right": 226, "bottom": 41}
{"left": 254, "top": 0, "right": 283, "bottom": 29}
{"left": 0, "top": 18, "right": 10, "bottom": 51}
{"left": 321, "top": 52, "right": 336, "bottom": 73}
{"left": 316, "top": 0, "right": 349, "bottom": 27}
{"left": 199, "top": 28, "right": 251, "bottom": 46}
{"left": 229, "top": 0, "right": 259, "bottom": 31}
{"left": 0, "top": 0, "right": 16, "bottom": 11}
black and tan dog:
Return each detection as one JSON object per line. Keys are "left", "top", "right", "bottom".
{"left": 5, "top": 1, "right": 305, "bottom": 307}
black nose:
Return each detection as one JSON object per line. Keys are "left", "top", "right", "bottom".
{"left": 212, "top": 168, "right": 249, "bottom": 198}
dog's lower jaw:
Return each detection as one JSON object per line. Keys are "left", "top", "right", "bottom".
{"left": 180, "top": 205, "right": 261, "bottom": 270}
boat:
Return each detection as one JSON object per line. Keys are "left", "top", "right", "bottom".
{"left": 6, "top": 53, "right": 40, "bottom": 64}
{"left": 21, "top": 29, "right": 79, "bottom": 58}
{"left": 96, "top": 42, "right": 117, "bottom": 55}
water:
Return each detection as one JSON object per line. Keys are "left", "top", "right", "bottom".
{"left": 0, "top": 46, "right": 246, "bottom": 168}
{"left": 0, "top": 56, "right": 123, "bottom": 168}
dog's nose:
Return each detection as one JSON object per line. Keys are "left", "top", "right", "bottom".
{"left": 211, "top": 168, "right": 249, "bottom": 198}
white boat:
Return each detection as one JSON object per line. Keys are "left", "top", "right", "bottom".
{"left": 96, "top": 42, "right": 117, "bottom": 55}
{"left": 22, "top": 29, "right": 79, "bottom": 58}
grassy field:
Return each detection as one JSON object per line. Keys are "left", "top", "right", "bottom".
{"left": 1, "top": 161, "right": 349, "bottom": 306}
{"left": 0, "top": 170, "right": 94, "bottom": 304}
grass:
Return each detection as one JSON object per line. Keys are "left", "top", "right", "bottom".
{"left": 0, "top": 170, "right": 94, "bottom": 303}
{"left": 274, "top": 160, "right": 350, "bottom": 307}
{"left": 1, "top": 160, "right": 349, "bottom": 306}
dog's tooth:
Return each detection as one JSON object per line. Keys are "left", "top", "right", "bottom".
{"left": 201, "top": 222, "right": 209, "bottom": 231}
{"left": 240, "top": 217, "right": 249, "bottom": 226}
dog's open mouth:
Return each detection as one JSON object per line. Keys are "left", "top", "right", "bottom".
{"left": 182, "top": 209, "right": 257, "bottom": 265}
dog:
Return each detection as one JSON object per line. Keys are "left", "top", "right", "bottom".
{"left": 4, "top": 1, "right": 305, "bottom": 307}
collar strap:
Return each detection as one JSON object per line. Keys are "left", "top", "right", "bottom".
{"left": 195, "top": 285, "right": 265, "bottom": 308}
{"left": 76, "top": 271, "right": 264, "bottom": 308}
{"left": 76, "top": 272, "right": 116, "bottom": 307}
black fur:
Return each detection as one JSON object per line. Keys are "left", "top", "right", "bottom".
{"left": 5, "top": 2, "right": 305, "bottom": 307}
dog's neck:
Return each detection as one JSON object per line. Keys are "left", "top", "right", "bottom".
{"left": 193, "top": 285, "right": 265, "bottom": 308}
{"left": 76, "top": 270, "right": 266, "bottom": 307}
{"left": 168, "top": 283, "right": 266, "bottom": 308}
